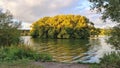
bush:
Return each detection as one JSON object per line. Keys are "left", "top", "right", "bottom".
{"left": 90, "top": 52, "right": 120, "bottom": 68}
{"left": 0, "top": 45, "right": 52, "bottom": 62}
{"left": 0, "top": 9, "right": 21, "bottom": 46}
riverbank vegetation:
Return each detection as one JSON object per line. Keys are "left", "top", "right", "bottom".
{"left": 0, "top": 10, "right": 21, "bottom": 46}
{"left": 89, "top": 0, "right": 120, "bottom": 68}
{"left": 90, "top": 24, "right": 120, "bottom": 68}
{"left": 0, "top": 45, "right": 52, "bottom": 62}
{"left": 90, "top": 52, "right": 120, "bottom": 68}
{"left": 107, "top": 24, "right": 120, "bottom": 49}
{"left": 90, "top": 26, "right": 120, "bottom": 68}
{"left": 0, "top": 9, "right": 52, "bottom": 65}
{"left": 30, "top": 15, "right": 95, "bottom": 39}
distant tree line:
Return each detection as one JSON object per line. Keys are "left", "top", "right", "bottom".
{"left": 19, "top": 30, "right": 30, "bottom": 36}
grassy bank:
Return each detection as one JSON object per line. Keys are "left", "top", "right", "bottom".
{"left": 0, "top": 45, "right": 52, "bottom": 65}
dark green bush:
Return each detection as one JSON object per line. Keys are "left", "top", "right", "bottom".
{"left": 90, "top": 52, "right": 120, "bottom": 68}
{"left": 0, "top": 45, "right": 52, "bottom": 62}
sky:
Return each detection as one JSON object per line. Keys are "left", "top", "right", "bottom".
{"left": 0, "top": 0, "right": 117, "bottom": 29}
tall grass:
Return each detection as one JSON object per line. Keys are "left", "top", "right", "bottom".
{"left": 0, "top": 45, "right": 52, "bottom": 62}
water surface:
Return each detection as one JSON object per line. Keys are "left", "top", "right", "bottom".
{"left": 21, "top": 36, "right": 115, "bottom": 63}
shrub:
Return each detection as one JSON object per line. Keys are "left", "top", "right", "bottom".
{"left": 90, "top": 52, "right": 120, "bottom": 68}
{"left": 0, "top": 9, "right": 21, "bottom": 46}
{"left": 0, "top": 45, "right": 52, "bottom": 62}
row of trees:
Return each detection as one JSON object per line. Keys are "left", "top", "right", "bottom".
{"left": 30, "top": 15, "right": 95, "bottom": 39}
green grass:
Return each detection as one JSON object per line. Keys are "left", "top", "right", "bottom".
{"left": 0, "top": 45, "right": 52, "bottom": 62}
{"left": 0, "top": 45, "right": 53, "bottom": 68}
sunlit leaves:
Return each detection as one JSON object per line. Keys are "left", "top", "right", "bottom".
{"left": 31, "top": 15, "right": 92, "bottom": 39}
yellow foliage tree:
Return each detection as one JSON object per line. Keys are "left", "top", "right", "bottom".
{"left": 31, "top": 14, "right": 94, "bottom": 39}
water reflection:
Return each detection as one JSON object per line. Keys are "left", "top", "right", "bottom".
{"left": 78, "top": 37, "right": 115, "bottom": 63}
{"left": 21, "top": 36, "right": 115, "bottom": 63}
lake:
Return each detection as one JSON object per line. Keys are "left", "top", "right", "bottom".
{"left": 21, "top": 36, "right": 115, "bottom": 63}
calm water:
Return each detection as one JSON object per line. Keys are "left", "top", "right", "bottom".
{"left": 21, "top": 36, "right": 115, "bottom": 63}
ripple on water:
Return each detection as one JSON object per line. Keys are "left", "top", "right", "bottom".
{"left": 21, "top": 36, "right": 115, "bottom": 63}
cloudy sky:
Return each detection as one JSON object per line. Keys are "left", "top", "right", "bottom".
{"left": 0, "top": 0, "right": 117, "bottom": 29}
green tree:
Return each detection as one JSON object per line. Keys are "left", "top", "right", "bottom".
{"left": 107, "top": 24, "right": 120, "bottom": 49}
{"left": 89, "top": 0, "right": 120, "bottom": 68}
{"left": 0, "top": 9, "right": 21, "bottom": 46}
{"left": 89, "top": 0, "right": 120, "bottom": 48}
{"left": 89, "top": 0, "right": 120, "bottom": 22}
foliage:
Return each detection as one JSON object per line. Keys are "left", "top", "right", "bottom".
{"left": 31, "top": 15, "right": 94, "bottom": 39}
{"left": 107, "top": 24, "right": 120, "bottom": 49}
{"left": 0, "top": 45, "right": 52, "bottom": 62}
{"left": 20, "top": 30, "right": 30, "bottom": 36}
{"left": 98, "top": 28, "right": 112, "bottom": 36}
{"left": 90, "top": 28, "right": 101, "bottom": 37}
{"left": 0, "top": 9, "right": 21, "bottom": 46}
{"left": 90, "top": 28, "right": 112, "bottom": 36}
{"left": 90, "top": 52, "right": 120, "bottom": 68}
{"left": 89, "top": 0, "right": 120, "bottom": 47}
{"left": 89, "top": 0, "right": 120, "bottom": 22}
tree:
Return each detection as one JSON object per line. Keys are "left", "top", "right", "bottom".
{"left": 89, "top": 0, "right": 120, "bottom": 22}
{"left": 31, "top": 15, "right": 93, "bottom": 39}
{"left": 0, "top": 9, "right": 21, "bottom": 46}
{"left": 89, "top": 0, "right": 120, "bottom": 49}
{"left": 89, "top": 1, "right": 120, "bottom": 68}
{"left": 107, "top": 24, "right": 120, "bottom": 49}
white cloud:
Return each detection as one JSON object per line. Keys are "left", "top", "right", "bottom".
{"left": 0, "top": 0, "right": 117, "bottom": 29}
{"left": 0, "top": 0, "right": 77, "bottom": 23}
